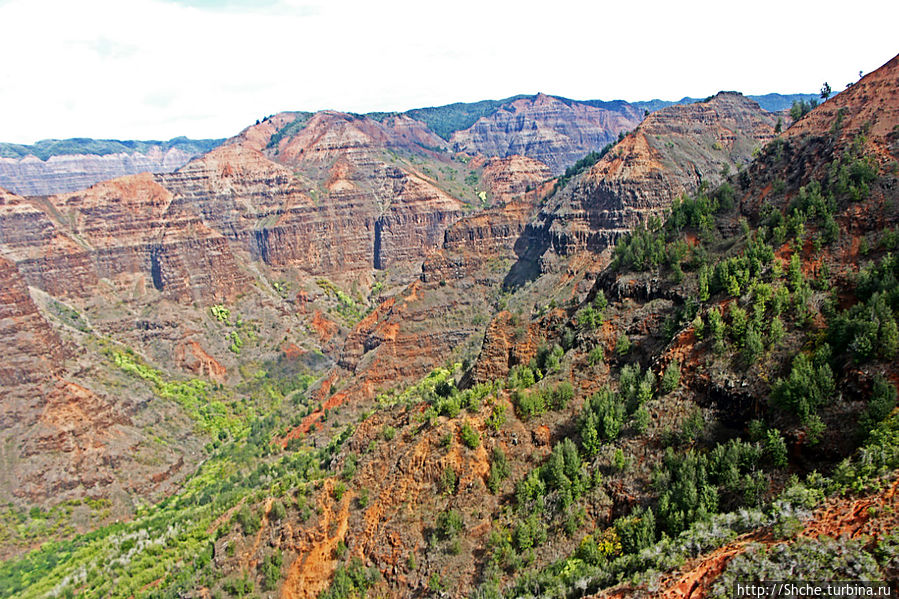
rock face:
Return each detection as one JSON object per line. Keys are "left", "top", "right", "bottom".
{"left": 287, "top": 158, "right": 557, "bottom": 441}
{"left": 156, "top": 112, "right": 465, "bottom": 278}
{"left": 450, "top": 94, "right": 644, "bottom": 174}
{"left": 0, "top": 144, "right": 220, "bottom": 196}
{"left": 49, "top": 173, "right": 250, "bottom": 303}
{"left": 0, "top": 109, "right": 473, "bottom": 513}
{"left": 0, "top": 255, "right": 68, "bottom": 388}
{"left": 479, "top": 155, "right": 553, "bottom": 205}
{"left": 0, "top": 251, "right": 201, "bottom": 516}
{"left": 526, "top": 92, "right": 778, "bottom": 258}
{"left": 784, "top": 54, "right": 899, "bottom": 155}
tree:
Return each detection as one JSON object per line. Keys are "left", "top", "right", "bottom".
{"left": 820, "top": 82, "right": 832, "bottom": 100}
{"left": 460, "top": 423, "right": 480, "bottom": 449}
{"left": 771, "top": 353, "right": 835, "bottom": 425}
{"left": 616, "top": 333, "right": 632, "bottom": 356}
{"left": 661, "top": 360, "right": 681, "bottom": 394}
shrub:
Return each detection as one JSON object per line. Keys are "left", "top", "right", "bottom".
{"left": 615, "top": 333, "right": 632, "bottom": 356}
{"left": 508, "top": 365, "right": 537, "bottom": 389}
{"left": 580, "top": 388, "right": 626, "bottom": 455}
{"left": 269, "top": 499, "right": 287, "bottom": 521}
{"left": 614, "top": 507, "right": 657, "bottom": 554}
{"left": 440, "top": 465, "right": 458, "bottom": 495}
{"left": 661, "top": 360, "right": 681, "bottom": 394}
{"left": 437, "top": 509, "right": 464, "bottom": 539}
{"left": 333, "top": 482, "right": 346, "bottom": 501}
{"left": 764, "top": 429, "right": 789, "bottom": 468}
{"left": 487, "top": 447, "right": 511, "bottom": 494}
{"left": 486, "top": 400, "right": 507, "bottom": 431}
{"left": 633, "top": 406, "right": 651, "bottom": 433}
{"left": 654, "top": 449, "right": 718, "bottom": 535}
{"left": 260, "top": 549, "right": 283, "bottom": 591}
{"left": 460, "top": 423, "right": 480, "bottom": 449}
{"left": 771, "top": 353, "right": 835, "bottom": 426}
{"left": 235, "top": 505, "right": 261, "bottom": 535}
{"left": 588, "top": 345, "right": 604, "bottom": 365}
{"left": 512, "top": 388, "right": 546, "bottom": 420}
{"left": 321, "top": 557, "right": 380, "bottom": 599}
{"left": 859, "top": 376, "right": 898, "bottom": 435}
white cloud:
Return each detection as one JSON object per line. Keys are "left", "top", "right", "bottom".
{"left": 0, "top": 0, "right": 896, "bottom": 144}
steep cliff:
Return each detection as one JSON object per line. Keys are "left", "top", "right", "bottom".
{"left": 0, "top": 139, "right": 222, "bottom": 196}
{"left": 450, "top": 94, "right": 644, "bottom": 174}
{"left": 525, "top": 92, "right": 778, "bottom": 261}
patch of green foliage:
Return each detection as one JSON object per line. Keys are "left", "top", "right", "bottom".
{"left": 789, "top": 98, "right": 819, "bottom": 121}
{"left": 110, "top": 349, "right": 248, "bottom": 438}
{"left": 401, "top": 95, "right": 529, "bottom": 140}
{"left": 265, "top": 112, "right": 312, "bottom": 150}
{"left": 552, "top": 144, "right": 614, "bottom": 194}
{"left": 320, "top": 557, "right": 380, "bottom": 599}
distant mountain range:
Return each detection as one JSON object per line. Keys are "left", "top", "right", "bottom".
{"left": 0, "top": 93, "right": 817, "bottom": 195}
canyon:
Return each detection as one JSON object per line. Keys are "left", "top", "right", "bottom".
{"left": 0, "top": 62, "right": 896, "bottom": 599}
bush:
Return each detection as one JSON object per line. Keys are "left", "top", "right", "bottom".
{"left": 615, "top": 333, "right": 632, "bottom": 356}
{"left": 440, "top": 465, "right": 457, "bottom": 495}
{"left": 859, "top": 376, "right": 898, "bottom": 435}
{"left": 588, "top": 345, "right": 604, "bottom": 365}
{"left": 512, "top": 388, "right": 546, "bottom": 420}
{"left": 580, "top": 388, "right": 626, "bottom": 455}
{"left": 764, "top": 429, "right": 789, "bottom": 468}
{"left": 437, "top": 509, "right": 464, "bottom": 539}
{"left": 487, "top": 447, "right": 511, "bottom": 494}
{"left": 508, "top": 365, "right": 537, "bottom": 389}
{"left": 660, "top": 360, "right": 681, "bottom": 394}
{"left": 260, "top": 549, "right": 283, "bottom": 591}
{"left": 614, "top": 507, "right": 657, "bottom": 554}
{"left": 460, "top": 423, "right": 480, "bottom": 449}
{"left": 235, "top": 505, "right": 261, "bottom": 535}
{"left": 269, "top": 499, "right": 287, "bottom": 521}
{"left": 514, "top": 514, "right": 547, "bottom": 551}
{"left": 654, "top": 449, "right": 718, "bottom": 535}
{"left": 771, "top": 353, "right": 835, "bottom": 427}
{"left": 321, "top": 557, "right": 380, "bottom": 599}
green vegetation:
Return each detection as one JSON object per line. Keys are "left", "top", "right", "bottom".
{"left": 789, "top": 98, "right": 819, "bottom": 120}
{"left": 460, "top": 423, "right": 481, "bottom": 449}
{"left": 320, "top": 557, "right": 379, "bottom": 599}
{"left": 511, "top": 381, "right": 573, "bottom": 420}
{"left": 660, "top": 359, "right": 681, "bottom": 394}
{"left": 317, "top": 279, "right": 366, "bottom": 324}
{"left": 771, "top": 352, "right": 834, "bottom": 440}
{"left": 265, "top": 112, "right": 312, "bottom": 149}
{"left": 210, "top": 303, "right": 231, "bottom": 323}
{"left": 48, "top": 300, "right": 90, "bottom": 332}
{"left": 487, "top": 447, "right": 511, "bottom": 494}
{"left": 552, "top": 144, "right": 614, "bottom": 194}
{"left": 400, "top": 95, "right": 530, "bottom": 140}
{"left": 110, "top": 349, "right": 247, "bottom": 438}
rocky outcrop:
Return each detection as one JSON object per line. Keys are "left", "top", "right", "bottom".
{"left": 464, "top": 310, "right": 540, "bottom": 385}
{"left": 480, "top": 155, "right": 553, "bottom": 204}
{"left": 298, "top": 160, "right": 556, "bottom": 435}
{"left": 158, "top": 115, "right": 464, "bottom": 278}
{"left": 528, "top": 92, "right": 779, "bottom": 257}
{"left": 0, "top": 256, "right": 67, "bottom": 389}
{"left": 784, "top": 54, "right": 899, "bottom": 155}
{"left": 48, "top": 173, "right": 250, "bottom": 302}
{"left": 450, "top": 94, "right": 644, "bottom": 174}
{"left": 0, "top": 187, "right": 98, "bottom": 297}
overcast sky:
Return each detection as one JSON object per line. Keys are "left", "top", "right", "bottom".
{"left": 1, "top": 0, "right": 896, "bottom": 144}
